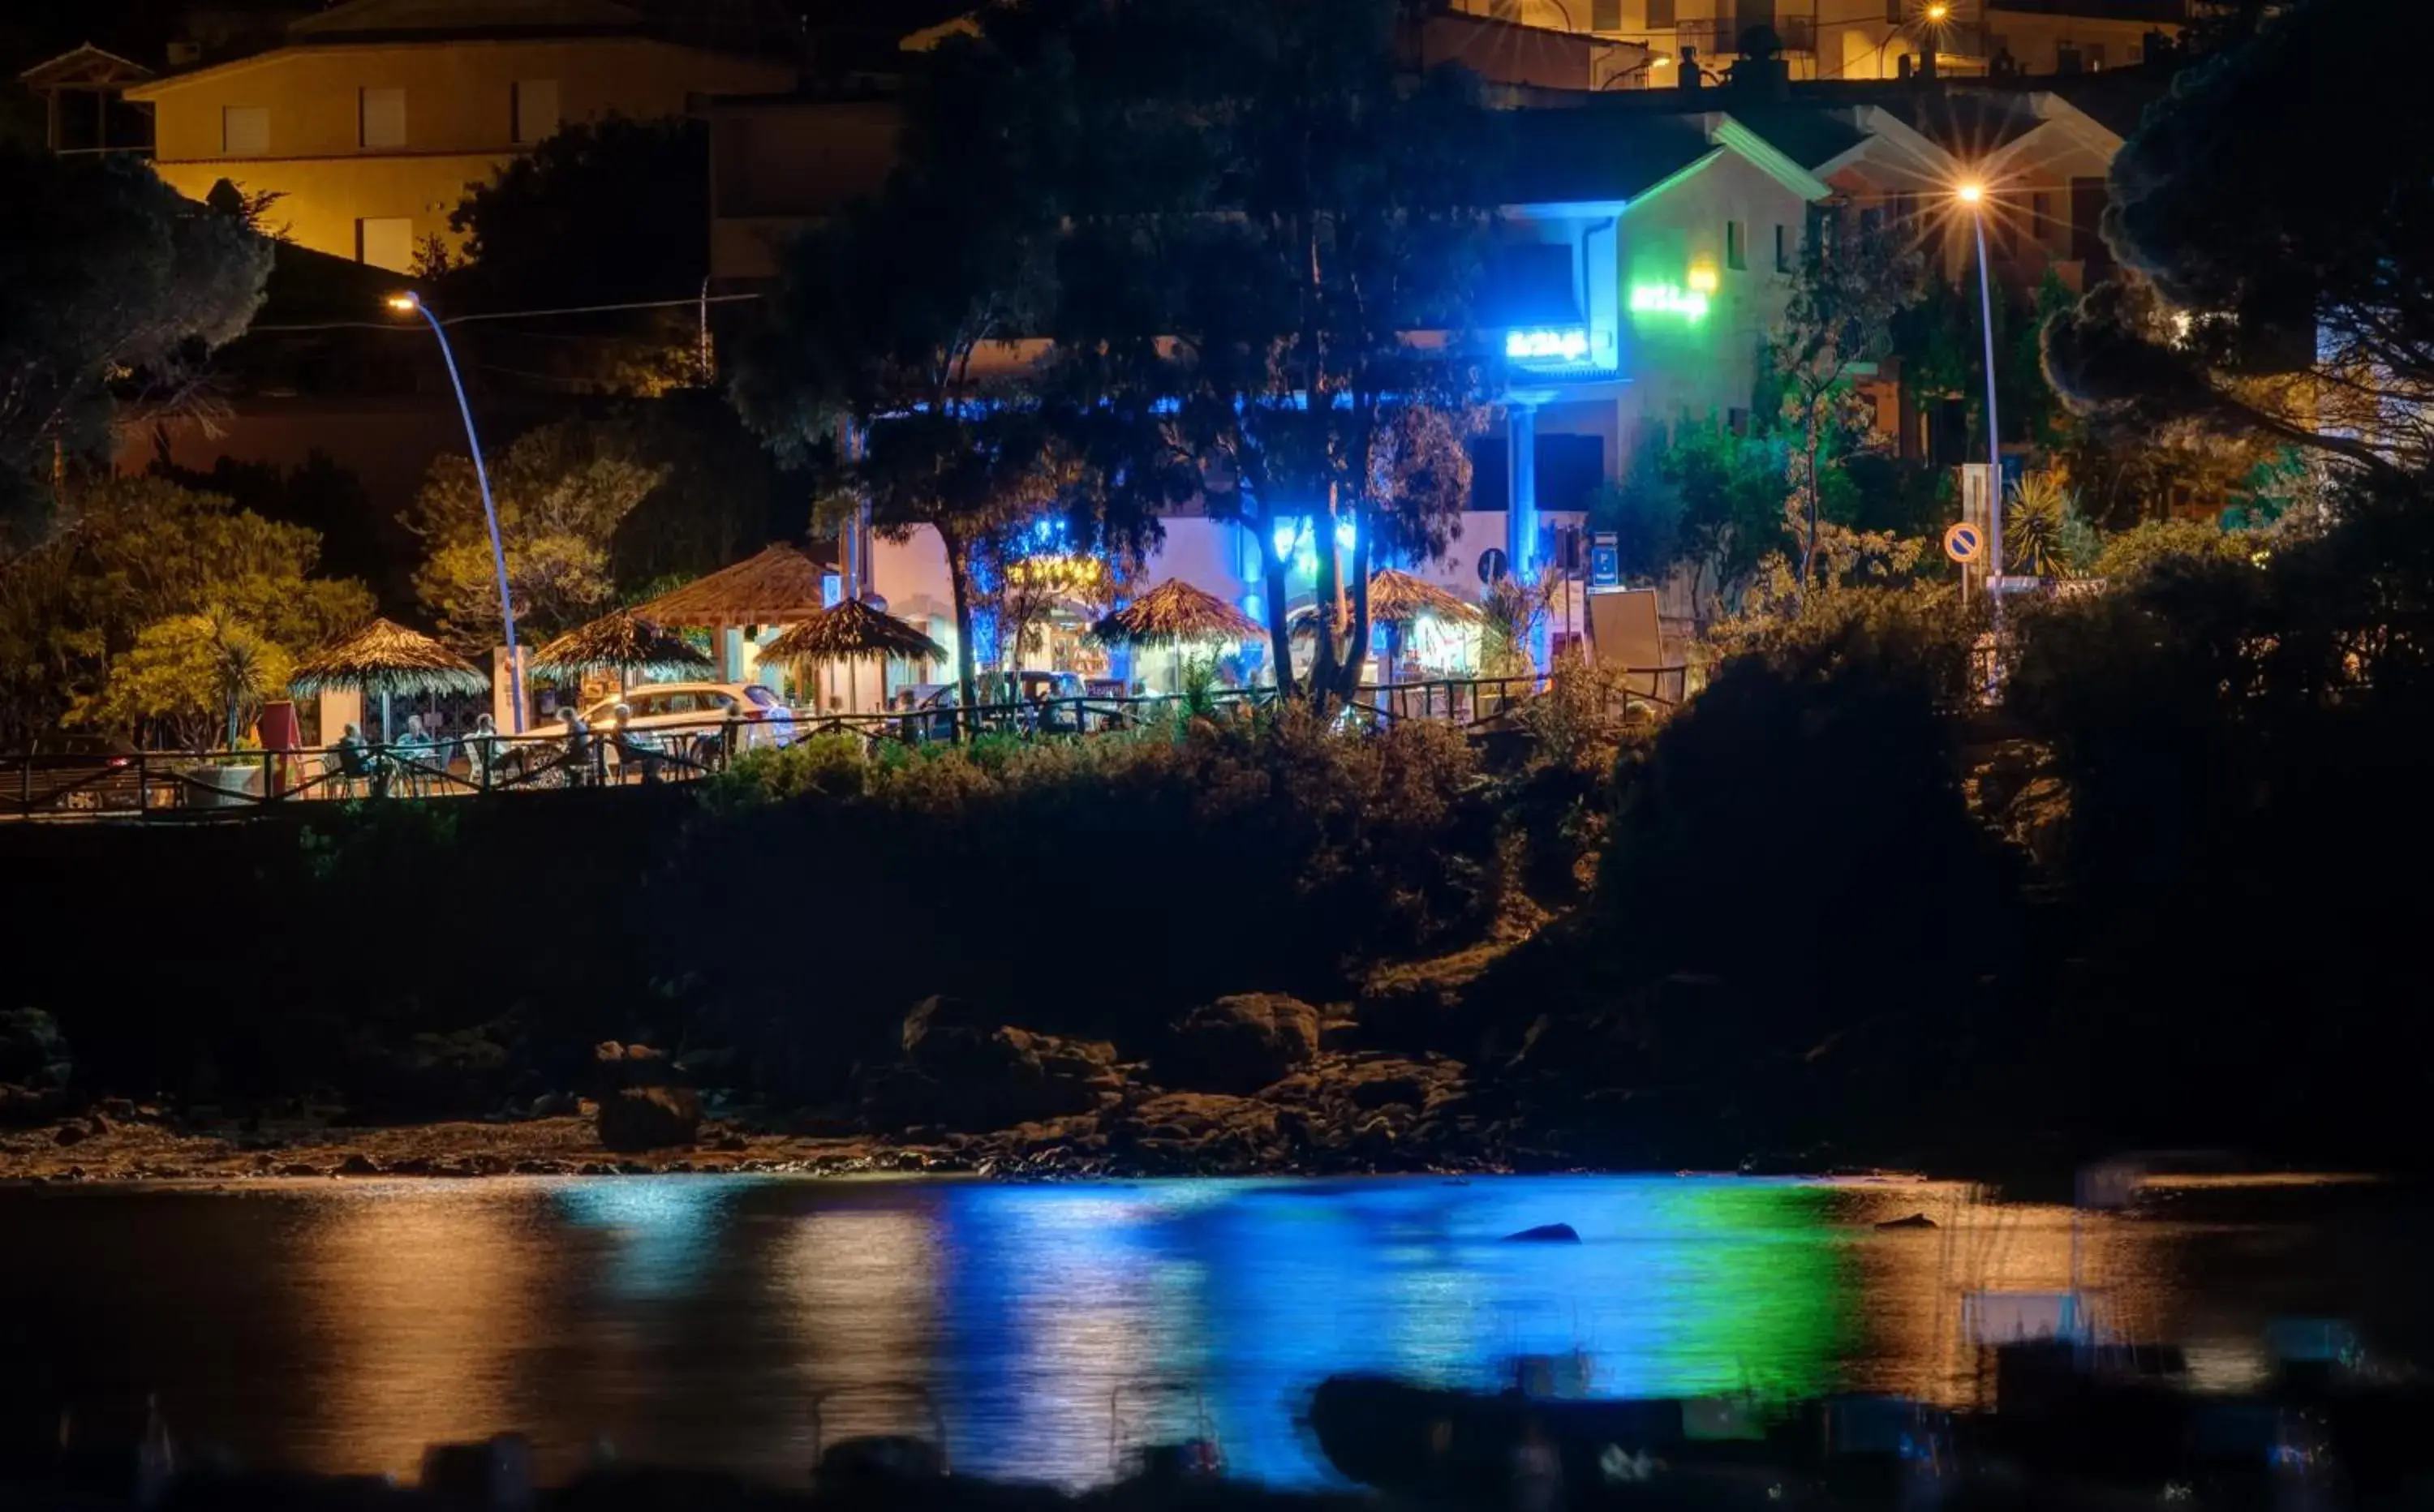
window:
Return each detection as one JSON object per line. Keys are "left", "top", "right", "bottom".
{"left": 1860, "top": 204, "right": 1884, "bottom": 235}
{"left": 2031, "top": 190, "right": 2053, "bottom": 247}
{"left": 359, "top": 87, "right": 405, "bottom": 148}
{"left": 512, "top": 79, "right": 560, "bottom": 144}
{"left": 1592, "top": 0, "right": 1621, "bottom": 30}
{"left": 1774, "top": 223, "right": 1792, "bottom": 273}
{"left": 2055, "top": 41, "right": 2084, "bottom": 73}
{"left": 1645, "top": 0, "right": 1675, "bottom": 28}
{"left": 356, "top": 216, "right": 413, "bottom": 271}
{"left": 1885, "top": 0, "right": 1903, "bottom": 20}
{"left": 2084, "top": 41, "right": 2106, "bottom": 70}
{"left": 221, "top": 105, "right": 268, "bottom": 156}
{"left": 1892, "top": 190, "right": 1919, "bottom": 223}
{"left": 1725, "top": 219, "right": 1746, "bottom": 271}
{"left": 1727, "top": 406, "right": 1750, "bottom": 435}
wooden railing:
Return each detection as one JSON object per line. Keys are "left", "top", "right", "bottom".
{"left": 0, "top": 668, "right": 1689, "bottom": 820}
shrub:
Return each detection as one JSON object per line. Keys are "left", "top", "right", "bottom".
{"left": 1602, "top": 588, "right": 2007, "bottom": 1020}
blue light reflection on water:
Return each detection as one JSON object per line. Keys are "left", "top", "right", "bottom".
{"left": 927, "top": 1176, "right": 1855, "bottom": 1487}
{"left": 0, "top": 1173, "right": 1993, "bottom": 1489}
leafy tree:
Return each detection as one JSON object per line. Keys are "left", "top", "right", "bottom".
{"left": 1770, "top": 220, "right": 1920, "bottom": 586}
{"left": 0, "top": 148, "right": 271, "bottom": 538}
{"left": 2044, "top": 0, "right": 2434, "bottom": 476}
{"left": 734, "top": 5, "right": 1078, "bottom": 719}
{"left": 148, "top": 445, "right": 397, "bottom": 597}
{"left": 1045, "top": 0, "right": 1498, "bottom": 706}
{"left": 2092, "top": 515, "right": 2257, "bottom": 583}
{"left": 403, "top": 419, "right": 666, "bottom": 648}
{"left": 440, "top": 116, "right": 712, "bottom": 393}
{"left": 1666, "top": 421, "right": 1794, "bottom": 624}
{"left": 0, "top": 475, "right": 372, "bottom": 742}
{"left": 72, "top": 606, "right": 292, "bottom": 753}
{"left": 605, "top": 392, "right": 810, "bottom": 595}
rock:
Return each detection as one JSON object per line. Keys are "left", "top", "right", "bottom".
{"left": 1353, "top": 944, "right": 1507, "bottom": 1055}
{"left": 0, "top": 1082, "right": 63, "bottom": 1128}
{"left": 1110, "top": 1092, "right": 1284, "bottom": 1173}
{"left": 1874, "top": 1212, "right": 1937, "bottom": 1231}
{"left": 0, "top": 1007, "right": 68, "bottom": 1080}
{"left": 871, "top": 999, "right": 1119, "bottom": 1134}
{"left": 597, "top": 1086, "right": 702, "bottom": 1152}
{"left": 337, "top": 1153, "right": 381, "bottom": 1176}
{"left": 530, "top": 1091, "right": 580, "bottom": 1119}
{"left": 1155, "top": 994, "right": 1321, "bottom": 1095}
{"left": 51, "top": 1119, "right": 90, "bottom": 1146}
{"left": 1347, "top": 1066, "right": 1436, "bottom": 1112}
{"left": 1503, "top": 1222, "right": 1581, "bottom": 1244}
{"left": 594, "top": 1042, "right": 673, "bottom": 1094}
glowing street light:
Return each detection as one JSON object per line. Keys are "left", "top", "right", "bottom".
{"left": 1924, "top": 2, "right": 1950, "bottom": 23}
{"left": 389, "top": 290, "right": 525, "bottom": 731}
{"left": 1954, "top": 180, "right": 2004, "bottom": 594}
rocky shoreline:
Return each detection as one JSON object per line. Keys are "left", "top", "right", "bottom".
{"left": 0, "top": 986, "right": 1666, "bottom": 1185}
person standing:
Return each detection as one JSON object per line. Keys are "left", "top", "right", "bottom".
{"left": 559, "top": 707, "right": 592, "bottom": 786}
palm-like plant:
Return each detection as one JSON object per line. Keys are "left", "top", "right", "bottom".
{"left": 2006, "top": 471, "right": 2088, "bottom": 579}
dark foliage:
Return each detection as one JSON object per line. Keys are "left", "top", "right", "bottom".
{"left": 2006, "top": 474, "right": 2434, "bottom": 1149}
{"left": 4, "top": 719, "right": 1496, "bottom": 1113}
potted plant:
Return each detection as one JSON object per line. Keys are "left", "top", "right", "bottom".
{"left": 75, "top": 608, "right": 293, "bottom": 807}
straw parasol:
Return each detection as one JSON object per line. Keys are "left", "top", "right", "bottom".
{"left": 1291, "top": 568, "right": 1482, "bottom": 674}
{"left": 530, "top": 609, "right": 712, "bottom": 689}
{"left": 624, "top": 543, "right": 833, "bottom": 629}
{"left": 759, "top": 598, "right": 948, "bottom": 713}
{"left": 1092, "top": 579, "right": 1261, "bottom": 694}
{"left": 290, "top": 616, "right": 489, "bottom": 740}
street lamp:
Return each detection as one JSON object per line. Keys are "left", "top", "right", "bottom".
{"left": 1924, "top": 2, "right": 1950, "bottom": 22}
{"left": 1954, "top": 183, "right": 2004, "bottom": 594}
{"left": 389, "top": 290, "right": 525, "bottom": 732}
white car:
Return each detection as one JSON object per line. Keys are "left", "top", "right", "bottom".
{"left": 580, "top": 682, "right": 796, "bottom": 769}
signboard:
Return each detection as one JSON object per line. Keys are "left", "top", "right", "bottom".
{"left": 1942, "top": 522, "right": 1985, "bottom": 565}
{"left": 1477, "top": 547, "right": 1509, "bottom": 584}
{"left": 1589, "top": 531, "right": 1620, "bottom": 589}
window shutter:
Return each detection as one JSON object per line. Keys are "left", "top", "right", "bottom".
{"left": 221, "top": 105, "right": 269, "bottom": 156}
{"left": 360, "top": 87, "right": 406, "bottom": 149}
{"left": 513, "top": 79, "right": 561, "bottom": 144}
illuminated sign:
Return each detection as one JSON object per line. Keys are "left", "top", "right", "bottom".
{"left": 1506, "top": 327, "right": 1591, "bottom": 362}
{"left": 1628, "top": 283, "right": 1711, "bottom": 321}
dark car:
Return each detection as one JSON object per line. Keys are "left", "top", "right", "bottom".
{"left": 6, "top": 735, "right": 149, "bottom": 816}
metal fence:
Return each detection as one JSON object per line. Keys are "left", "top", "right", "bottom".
{"left": 2, "top": 669, "right": 1688, "bottom": 821}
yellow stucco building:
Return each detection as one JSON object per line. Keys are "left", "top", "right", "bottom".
{"left": 123, "top": 0, "right": 796, "bottom": 272}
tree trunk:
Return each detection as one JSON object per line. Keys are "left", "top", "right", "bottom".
{"left": 1258, "top": 518, "right": 1297, "bottom": 702}
{"left": 940, "top": 522, "right": 980, "bottom": 741}
{"left": 1337, "top": 513, "right": 1374, "bottom": 707}
{"left": 1310, "top": 488, "right": 1343, "bottom": 714}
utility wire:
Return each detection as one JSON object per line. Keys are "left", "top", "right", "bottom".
{"left": 247, "top": 292, "right": 762, "bottom": 335}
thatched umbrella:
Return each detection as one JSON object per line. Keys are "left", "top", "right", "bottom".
{"left": 530, "top": 609, "right": 712, "bottom": 691}
{"left": 759, "top": 598, "right": 948, "bottom": 714}
{"left": 290, "top": 617, "right": 488, "bottom": 740}
{"left": 625, "top": 543, "right": 832, "bottom": 630}
{"left": 1091, "top": 579, "right": 1261, "bottom": 694}
{"left": 1291, "top": 568, "right": 1482, "bottom": 674}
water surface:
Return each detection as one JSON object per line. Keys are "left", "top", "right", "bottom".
{"left": 2, "top": 1175, "right": 2423, "bottom": 1488}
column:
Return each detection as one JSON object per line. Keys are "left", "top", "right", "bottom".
{"left": 1507, "top": 401, "right": 1538, "bottom": 577}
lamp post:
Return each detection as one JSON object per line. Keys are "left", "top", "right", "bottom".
{"left": 389, "top": 291, "right": 524, "bottom": 732}
{"left": 1955, "top": 183, "right": 2004, "bottom": 594}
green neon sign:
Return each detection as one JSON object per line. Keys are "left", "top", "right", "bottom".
{"left": 1629, "top": 283, "right": 1711, "bottom": 321}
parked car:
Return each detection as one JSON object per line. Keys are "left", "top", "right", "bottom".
{"left": 6, "top": 735, "right": 148, "bottom": 814}
{"left": 579, "top": 683, "right": 795, "bottom": 772}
